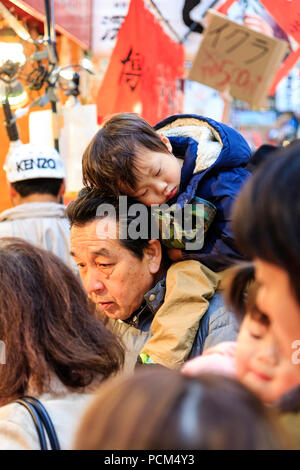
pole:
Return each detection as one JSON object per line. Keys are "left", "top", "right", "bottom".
{"left": 3, "top": 97, "right": 19, "bottom": 142}
{"left": 44, "top": 0, "right": 59, "bottom": 151}
{"left": 221, "top": 85, "right": 233, "bottom": 125}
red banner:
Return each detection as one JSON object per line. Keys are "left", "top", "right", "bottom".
{"left": 217, "top": 0, "right": 237, "bottom": 15}
{"left": 260, "top": 0, "right": 300, "bottom": 45}
{"left": 258, "top": 0, "right": 300, "bottom": 95}
{"left": 96, "top": 0, "right": 184, "bottom": 126}
{"left": 8, "top": 0, "right": 92, "bottom": 49}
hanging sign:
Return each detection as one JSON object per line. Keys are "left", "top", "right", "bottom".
{"left": 188, "top": 9, "right": 288, "bottom": 107}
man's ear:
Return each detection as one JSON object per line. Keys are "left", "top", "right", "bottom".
{"left": 8, "top": 182, "right": 20, "bottom": 206}
{"left": 157, "top": 132, "right": 172, "bottom": 153}
{"left": 58, "top": 179, "right": 66, "bottom": 198}
{"left": 144, "top": 239, "right": 162, "bottom": 274}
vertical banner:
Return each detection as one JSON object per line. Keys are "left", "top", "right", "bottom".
{"left": 96, "top": 0, "right": 184, "bottom": 125}
{"left": 259, "top": 0, "right": 300, "bottom": 95}
{"left": 260, "top": 0, "right": 300, "bottom": 45}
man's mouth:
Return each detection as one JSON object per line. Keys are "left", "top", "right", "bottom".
{"left": 97, "top": 301, "right": 114, "bottom": 311}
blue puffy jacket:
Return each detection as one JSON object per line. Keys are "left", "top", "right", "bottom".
{"left": 154, "top": 114, "right": 251, "bottom": 271}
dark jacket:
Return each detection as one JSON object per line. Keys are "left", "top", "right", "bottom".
{"left": 154, "top": 114, "right": 251, "bottom": 271}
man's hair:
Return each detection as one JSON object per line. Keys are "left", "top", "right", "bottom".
{"left": 0, "top": 237, "right": 124, "bottom": 405}
{"left": 12, "top": 178, "right": 63, "bottom": 198}
{"left": 232, "top": 141, "right": 300, "bottom": 305}
{"left": 82, "top": 113, "right": 170, "bottom": 195}
{"left": 67, "top": 188, "right": 154, "bottom": 260}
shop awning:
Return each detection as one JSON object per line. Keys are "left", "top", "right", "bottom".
{"left": 1, "top": 0, "right": 92, "bottom": 50}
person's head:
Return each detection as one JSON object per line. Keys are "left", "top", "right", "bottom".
{"left": 67, "top": 188, "right": 165, "bottom": 321}
{"left": 4, "top": 143, "right": 66, "bottom": 205}
{"left": 74, "top": 368, "right": 284, "bottom": 450}
{"left": 225, "top": 263, "right": 299, "bottom": 404}
{"left": 246, "top": 144, "right": 279, "bottom": 172}
{"left": 0, "top": 237, "right": 124, "bottom": 406}
{"left": 82, "top": 113, "right": 181, "bottom": 205}
{"left": 232, "top": 141, "right": 300, "bottom": 367}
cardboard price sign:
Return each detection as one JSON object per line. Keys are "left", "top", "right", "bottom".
{"left": 188, "top": 10, "right": 288, "bottom": 107}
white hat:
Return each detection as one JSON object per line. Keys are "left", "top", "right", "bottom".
{"left": 4, "top": 143, "right": 66, "bottom": 183}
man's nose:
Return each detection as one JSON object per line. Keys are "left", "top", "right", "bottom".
{"left": 84, "top": 268, "right": 105, "bottom": 295}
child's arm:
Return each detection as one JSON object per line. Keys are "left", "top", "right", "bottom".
{"left": 181, "top": 341, "right": 237, "bottom": 378}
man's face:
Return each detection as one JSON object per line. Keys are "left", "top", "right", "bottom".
{"left": 70, "top": 219, "right": 160, "bottom": 321}
{"left": 255, "top": 259, "right": 300, "bottom": 379}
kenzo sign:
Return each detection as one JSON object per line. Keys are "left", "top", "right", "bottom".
{"left": 16, "top": 158, "right": 56, "bottom": 172}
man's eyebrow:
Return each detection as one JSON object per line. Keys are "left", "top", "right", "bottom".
{"left": 92, "top": 248, "right": 111, "bottom": 257}
{"left": 70, "top": 248, "right": 111, "bottom": 258}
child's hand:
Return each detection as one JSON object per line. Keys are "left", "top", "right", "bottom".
{"left": 167, "top": 248, "right": 184, "bottom": 262}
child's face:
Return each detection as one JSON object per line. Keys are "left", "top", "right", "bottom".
{"left": 122, "top": 148, "right": 182, "bottom": 205}
{"left": 255, "top": 259, "right": 300, "bottom": 366}
{"left": 236, "top": 313, "right": 299, "bottom": 404}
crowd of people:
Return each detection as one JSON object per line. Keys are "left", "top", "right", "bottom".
{"left": 0, "top": 112, "right": 299, "bottom": 450}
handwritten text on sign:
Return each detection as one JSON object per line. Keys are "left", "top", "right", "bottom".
{"left": 189, "top": 10, "right": 288, "bottom": 107}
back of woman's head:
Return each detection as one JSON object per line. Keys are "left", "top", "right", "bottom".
{"left": 232, "top": 141, "right": 300, "bottom": 305}
{"left": 74, "top": 368, "right": 284, "bottom": 450}
{"left": 0, "top": 238, "right": 124, "bottom": 405}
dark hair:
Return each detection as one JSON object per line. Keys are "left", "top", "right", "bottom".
{"left": 232, "top": 142, "right": 300, "bottom": 305}
{"left": 12, "top": 178, "right": 64, "bottom": 197}
{"left": 223, "top": 263, "right": 269, "bottom": 326}
{"left": 82, "top": 113, "right": 170, "bottom": 195}
{"left": 74, "top": 368, "right": 284, "bottom": 450}
{"left": 246, "top": 144, "right": 279, "bottom": 172}
{"left": 67, "top": 187, "right": 159, "bottom": 261}
{"left": 0, "top": 238, "right": 124, "bottom": 406}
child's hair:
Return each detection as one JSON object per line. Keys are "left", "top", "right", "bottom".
{"left": 82, "top": 113, "right": 170, "bottom": 196}
{"left": 224, "top": 262, "right": 269, "bottom": 326}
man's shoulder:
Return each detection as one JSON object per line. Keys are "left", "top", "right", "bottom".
{"left": 190, "top": 291, "right": 240, "bottom": 358}
{"left": 106, "top": 318, "right": 152, "bottom": 374}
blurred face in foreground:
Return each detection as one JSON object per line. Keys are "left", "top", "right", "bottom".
{"left": 70, "top": 218, "right": 161, "bottom": 321}
{"left": 236, "top": 309, "right": 300, "bottom": 403}
{"left": 254, "top": 259, "right": 300, "bottom": 380}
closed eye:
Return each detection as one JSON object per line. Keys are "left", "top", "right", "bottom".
{"left": 155, "top": 168, "right": 161, "bottom": 176}
{"left": 139, "top": 189, "right": 148, "bottom": 197}
{"left": 250, "top": 333, "right": 262, "bottom": 340}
